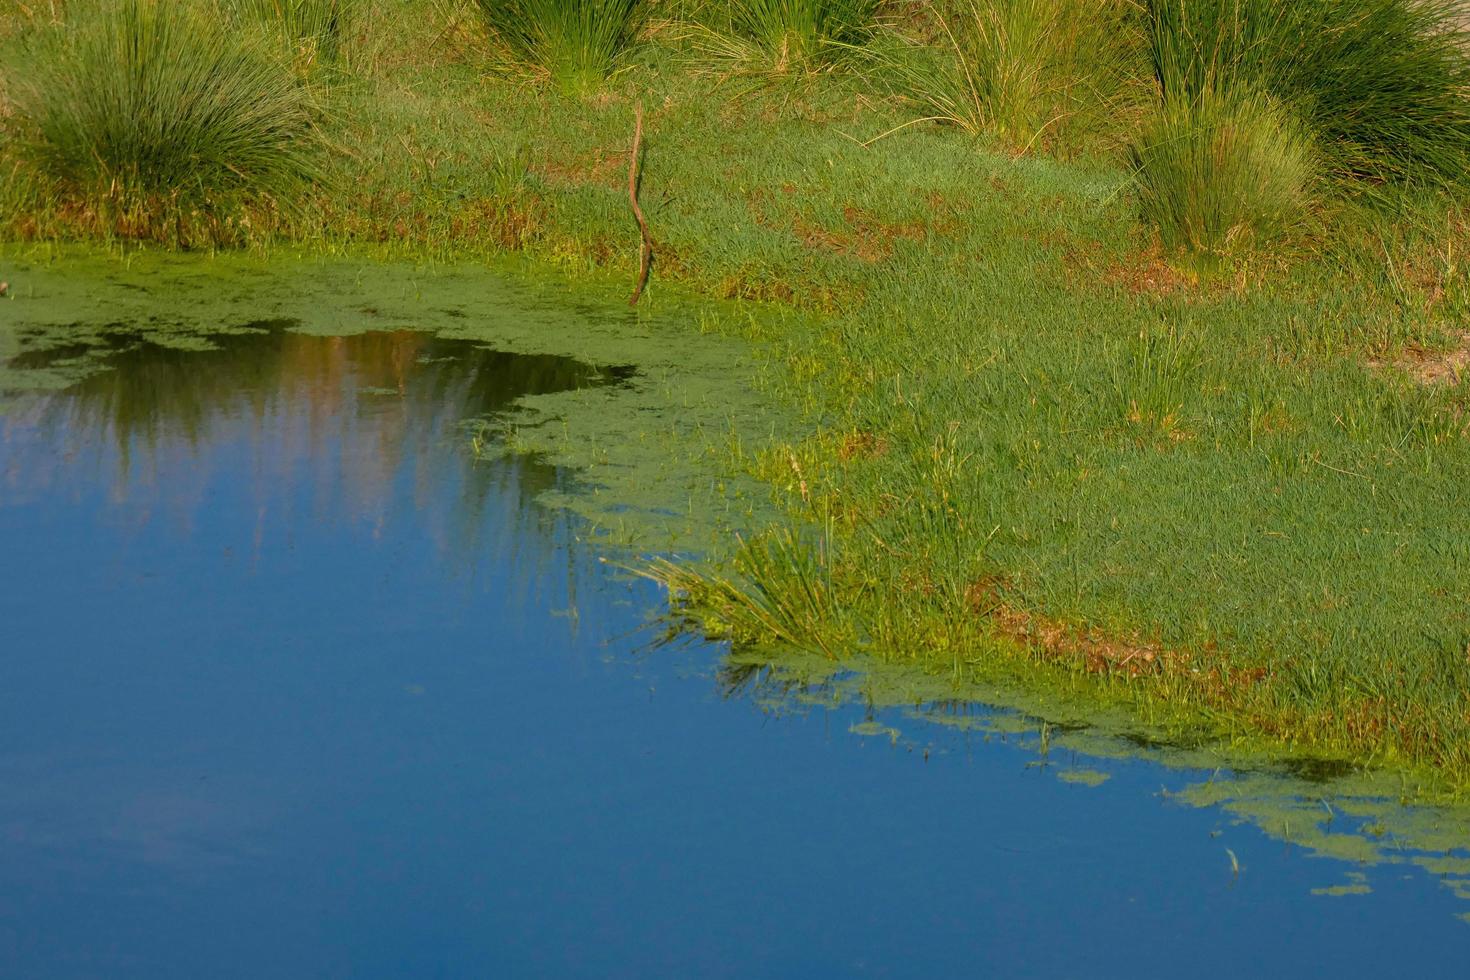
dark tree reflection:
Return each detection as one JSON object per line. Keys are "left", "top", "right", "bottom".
{"left": 0, "top": 323, "right": 635, "bottom": 584}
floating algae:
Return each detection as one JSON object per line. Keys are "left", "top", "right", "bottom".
{"left": 692, "top": 640, "right": 1470, "bottom": 925}
{"left": 0, "top": 247, "right": 792, "bottom": 551}
{"left": 1312, "top": 872, "right": 1373, "bottom": 898}
{"left": 1057, "top": 768, "right": 1111, "bottom": 787}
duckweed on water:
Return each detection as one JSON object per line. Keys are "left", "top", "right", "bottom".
{"left": 0, "top": 248, "right": 788, "bottom": 549}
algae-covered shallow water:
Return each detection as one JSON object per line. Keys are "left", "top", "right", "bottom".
{"left": 1, "top": 254, "right": 1468, "bottom": 977}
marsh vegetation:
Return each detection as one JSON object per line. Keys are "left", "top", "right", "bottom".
{"left": 473, "top": 0, "right": 649, "bottom": 92}
{"left": 3, "top": 0, "right": 1470, "bottom": 787}
{"left": 4, "top": 0, "right": 318, "bottom": 244}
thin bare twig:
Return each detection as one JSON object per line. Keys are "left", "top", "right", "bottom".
{"left": 848, "top": 115, "right": 951, "bottom": 148}
{"left": 627, "top": 104, "right": 653, "bottom": 307}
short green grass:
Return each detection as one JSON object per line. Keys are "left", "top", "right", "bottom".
{"left": 3, "top": 0, "right": 1470, "bottom": 785}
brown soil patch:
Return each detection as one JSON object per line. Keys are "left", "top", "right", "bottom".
{"left": 1383, "top": 331, "right": 1470, "bottom": 385}
{"left": 445, "top": 196, "right": 546, "bottom": 249}
{"left": 748, "top": 190, "right": 938, "bottom": 263}
{"left": 533, "top": 148, "right": 630, "bottom": 190}
{"left": 791, "top": 206, "right": 927, "bottom": 263}
{"left": 963, "top": 578, "right": 1175, "bottom": 677}
{"left": 922, "top": 191, "right": 968, "bottom": 237}
{"left": 1059, "top": 237, "right": 1200, "bottom": 297}
{"left": 964, "top": 578, "right": 1270, "bottom": 693}
{"left": 837, "top": 430, "right": 890, "bottom": 461}
{"left": 712, "top": 271, "right": 854, "bottom": 312}
{"left": 992, "top": 604, "right": 1177, "bottom": 677}
{"left": 1099, "top": 243, "right": 1196, "bottom": 296}
{"left": 311, "top": 191, "right": 547, "bottom": 252}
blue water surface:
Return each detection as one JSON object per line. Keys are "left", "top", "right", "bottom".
{"left": 0, "top": 273, "right": 1467, "bottom": 979}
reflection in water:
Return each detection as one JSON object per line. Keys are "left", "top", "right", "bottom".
{"left": 0, "top": 323, "right": 634, "bottom": 575}
{"left": 701, "top": 642, "right": 1470, "bottom": 916}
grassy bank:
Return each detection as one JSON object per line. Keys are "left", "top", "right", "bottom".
{"left": 3, "top": 0, "right": 1470, "bottom": 786}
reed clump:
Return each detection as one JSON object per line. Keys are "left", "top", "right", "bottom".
{"left": 884, "top": 0, "right": 1139, "bottom": 152}
{"left": 638, "top": 527, "right": 858, "bottom": 659}
{"left": 472, "top": 0, "right": 649, "bottom": 93}
{"left": 1144, "top": 0, "right": 1470, "bottom": 187}
{"left": 1131, "top": 86, "right": 1316, "bottom": 259}
{"left": 222, "top": 0, "right": 358, "bottom": 68}
{"left": 697, "top": 0, "right": 882, "bottom": 73}
{"left": 4, "top": 0, "right": 317, "bottom": 245}
{"left": 1134, "top": 0, "right": 1470, "bottom": 257}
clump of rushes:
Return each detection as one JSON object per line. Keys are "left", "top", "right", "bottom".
{"left": 221, "top": 0, "right": 356, "bottom": 67}
{"left": 638, "top": 526, "right": 857, "bottom": 659}
{"left": 885, "top": 0, "right": 1138, "bottom": 152}
{"left": 700, "top": 0, "right": 882, "bottom": 73}
{"left": 5, "top": 0, "right": 317, "bottom": 245}
{"left": 1131, "top": 86, "right": 1316, "bottom": 260}
{"left": 472, "top": 0, "right": 649, "bottom": 93}
{"left": 1144, "top": 0, "right": 1470, "bottom": 187}
{"left": 1134, "top": 0, "right": 1470, "bottom": 258}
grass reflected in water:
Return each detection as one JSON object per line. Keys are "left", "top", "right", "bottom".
{"left": 669, "top": 630, "right": 1470, "bottom": 921}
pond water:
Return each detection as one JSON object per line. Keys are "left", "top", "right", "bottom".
{"left": 1, "top": 256, "right": 1468, "bottom": 978}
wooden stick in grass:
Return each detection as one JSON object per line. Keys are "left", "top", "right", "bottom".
{"left": 627, "top": 104, "right": 653, "bottom": 307}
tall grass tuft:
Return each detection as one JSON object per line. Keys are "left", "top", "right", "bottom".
{"left": 1143, "top": 0, "right": 1470, "bottom": 187}
{"left": 4, "top": 0, "right": 316, "bottom": 244}
{"left": 699, "top": 0, "right": 882, "bottom": 73}
{"left": 1131, "top": 86, "right": 1315, "bottom": 259}
{"left": 637, "top": 527, "right": 857, "bottom": 659}
{"left": 884, "top": 0, "right": 1138, "bottom": 152}
{"left": 472, "top": 0, "right": 648, "bottom": 93}
{"left": 221, "top": 0, "right": 356, "bottom": 68}
{"left": 1131, "top": 0, "right": 1470, "bottom": 258}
